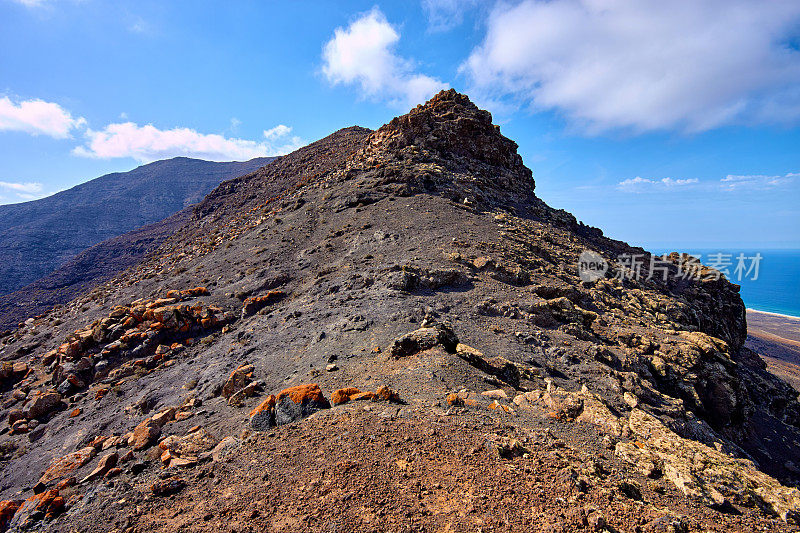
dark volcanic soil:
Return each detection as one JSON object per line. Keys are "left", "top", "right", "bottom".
{"left": 1, "top": 90, "right": 799, "bottom": 532}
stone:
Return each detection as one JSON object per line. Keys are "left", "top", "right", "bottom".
{"left": 481, "top": 389, "right": 508, "bottom": 399}
{"left": 228, "top": 380, "right": 261, "bottom": 406}
{"left": 326, "top": 363, "right": 338, "bottom": 372}
{"left": 390, "top": 323, "right": 458, "bottom": 357}
{"left": 40, "top": 446, "right": 97, "bottom": 485}
{"left": 131, "top": 419, "right": 161, "bottom": 450}
{"left": 221, "top": 364, "right": 254, "bottom": 399}
{"left": 456, "top": 344, "right": 521, "bottom": 387}
{"left": 150, "top": 407, "right": 176, "bottom": 427}
{"left": 211, "top": 436, "right": 241, "bottom": 462}
{"left": 617, "top": 408, "right": 800, "bottom": 520}
{"left": 242, "top": 291, "right": 285, "bottom": 316}
{"left": 490, "top": 436, "right": 529, "bottom": 458}
{"left": 623, "top": 391, "right": 638, "bottom": 408}
{"left": 446, "top": 393, "right": 464, "bottom": 406}
{"left": 374, "top": 386, "right": 398, "bottom": 402}
{"left": 0, "top": 500, "right": 22, "bottom": 531}
{"left": 8, "top": 409, "right": 25, "bottom": 425}
{"left": 274, "top": 384, "right": 330, "bottom": 426}
{"left": 249, "top": 395, "right": 276, "bottom": 430}
{"left": 331, "top": 387, "right": 362, "bottom": 405}
{"left": 26, "top": 392, "right": 62, "bottom": 419}
{"left": 81, "top": 452, "right": 118, "bottom": 483}
{"left": 151, "top": 476, "right": 186, "bottom": 496}
{"left": 170, "top": 456, "right": 198, "bottom": 468}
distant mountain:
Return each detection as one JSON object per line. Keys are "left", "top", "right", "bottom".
{"left": 0, "top": 156, "right": 273, "bottom": 297}
{"left": 0, "top": 210, "right": 190, "bottom": 330}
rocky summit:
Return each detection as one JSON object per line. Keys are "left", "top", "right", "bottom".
{"left": 1, "top": 89, "right": 799, "bottom": 532}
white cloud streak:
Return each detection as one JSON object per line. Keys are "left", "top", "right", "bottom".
{"left": 0, "top": 181, "right": 43, "bottom": 193}
{"left": 73, "top": 122, "right": 304, "bottom": 163}
{"left": 421, "top": 0, "right": 480, "bottom": 32}
{"left": 322, "top": 8, "right": 448, "bottom": 108}
{"left": 462, "top": 0, "right": 800, "bottom": 133}
{"left": 0, "top": 96, "right": 86, "bottom": 138}
{"left": 0, "top": 181, "right": 45, "bottom": 202}
{"left": 720, "top": 172, "right": 797, "bottom": 191}
{"left": 617, "top": 176, "right": 699, "bottom": 193}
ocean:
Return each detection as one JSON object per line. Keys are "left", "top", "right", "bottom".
{"left": 654, "top": 249, "right": 800, "bottom": 318}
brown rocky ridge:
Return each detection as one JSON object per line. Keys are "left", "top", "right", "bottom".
{"left": 0, "top": 89, "right": 799, "bottom": 532}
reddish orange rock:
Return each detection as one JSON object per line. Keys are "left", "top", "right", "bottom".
{"left": 277, "top": 383, "right": 326, "bottom": 405}
{"left": 241, "top": 291, "right": 285, "bottom": 316}
{"left": 249, "top": 394, "right": 277, "bottom": 430}
{"left": 131, "top": 419, "right": 161, "bottom": 450}
{"left": 375, "top": 385, "right": 401, "bottom": 403}
{"left": 40, "top": 446, "right": 97, "bottom": 485}
{"left": 446, "top": 393, "right": 464, "bottom": 406}
{"left": 331, "top": 387, "right": 362, "bottom": 405}
{"left": 221, "top": 364, "right": 253, "bottom": 398}
{"left": 274, "top": 384, "right": 330, "bottom": 426}
{"left": 351, "top": 391, "right": 376, "bottom": 402}
{"left": 69, "top": 408, "right": 81, "bottom": 418}
{"left": 0, "top": 500, "right": 22, "bottom": 530}
{"left": 55, "top": 477, "right": 76, "bottom": 490}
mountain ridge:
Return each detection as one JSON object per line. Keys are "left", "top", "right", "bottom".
{"left": 0, "top": 91, "right": 798, "bottom": 531}
{"left": 0, "top": 156, "right": 274, "bottom": 297}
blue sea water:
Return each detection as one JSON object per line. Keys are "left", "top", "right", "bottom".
{"left": 654, "top": 249, "right": 800, "bottom": 318}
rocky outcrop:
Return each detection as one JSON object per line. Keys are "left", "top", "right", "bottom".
{"left": 0, "top": 90, "right": 797, "bottom": 530}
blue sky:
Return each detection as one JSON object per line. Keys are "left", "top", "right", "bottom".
{"left": 1, "top": 0, "right": 799, "bottom": 250}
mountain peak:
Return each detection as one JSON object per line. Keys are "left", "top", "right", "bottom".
{"left": 353, "top": 90, "right": 535, "bottom": 207}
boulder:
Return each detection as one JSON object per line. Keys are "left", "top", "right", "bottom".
{"left": 39, "top": 446, "right": 97, "bottom": 485}
{"left": 390, "top": 323, "right": 458, "bottom": 357}
{"left": 456, "top": 343, "right": 521, "bottom": 387}
{"left": 331, "top": 387, "right": 363, "bottom": 405}
{"left": 211, "top": 436, "right": 241, "bottom": 463}
{"left": 26, "top": 392, "right": 62, "bottom": 420}
{"left": 81, "top": 452, "right": 118, "bottom": 483}
{"left": 242, "top": 291, "right": 285, "bottom": 316}
{"left": 221, "top": 364, "right": 254, "bottom": 399}
{"left": 150, "top": 407, "right": 176, "bottom": 428}
{"left": 375, "top": 385, "right": 401, "bottom": 402}
{"left": 274, "top": 384, "right": 330, "bottom": 426}
{"left": 0, "top": 500, "right": 22, "bottom": 531}
{"left": 151, "top": 476, "right": 185, "bottom": 496}
{"left": 249, "top": 394, "right": 276, "bottom": 430}
{"left": 131, "top": 419, "right": 161, "bottom": 450}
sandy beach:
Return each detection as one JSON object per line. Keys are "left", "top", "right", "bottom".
{"left": 746, "top": 309, "right": 800, "bottom": 391}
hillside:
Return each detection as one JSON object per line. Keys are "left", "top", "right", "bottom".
{"left": 0, "top": 91, "right": 799, "bottom": 532}
{"left": 0, "top": 211, "right": 191, "bottom": 331}
{"left": 0, "top": 157, "right": 273, "bottom": 297}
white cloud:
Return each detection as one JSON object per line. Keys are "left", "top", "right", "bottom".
{"left": 422, "top": 0, "right": 480, "bottom": 32}
{"left": 10, "top": 0, "right": 48, "bottom": 6}
{"left": 322, "top": 8, "right": 448, "bottom": 108}
{"left": 263, "top": 124, "right": 292, "bottom": 140}
{"left": 720, "top": 172, "right": 797, "bottom": 191}
{"left": 0, "top": 181, "right": 45, "bottom": 202}
{"left": 462, "top": 0, "right": 800, "bottom": 133}
{"left": 0, "top": 96, "right": 86, "bottom": 138}
{"left": 73, "top": 122, "right": 304, "bottom": 163}
{"left": 617, "top": 176, "right": 698, "bottom": 192}
{"left": 0, "top": 181, "right": 43, "bottom": 193}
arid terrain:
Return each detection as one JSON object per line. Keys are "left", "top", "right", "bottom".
{"left": 1, "top": 91, "right": 799, "bottom": 532}
{"left": 746, "top": 310, "right": 800, "bottom": 391}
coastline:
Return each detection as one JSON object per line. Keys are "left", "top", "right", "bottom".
{"left": 747, "top": 308, "right": 800, "bottom": 320}
{"left": 745, "top": 308, "right": 800, "bottom": 392}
